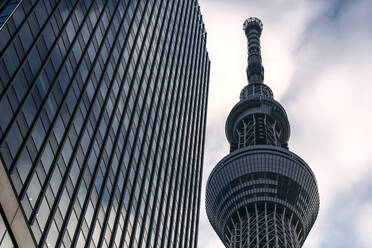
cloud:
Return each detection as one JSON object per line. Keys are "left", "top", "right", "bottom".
{"left": 198, "top": 0, "right": 372, "bottom": 247}
{"left": 356, "top": 201, "right": 372, "bottom": 247}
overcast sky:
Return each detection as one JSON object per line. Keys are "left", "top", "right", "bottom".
{"left": 197, "top": 0, "right": 372, "bottom": 247}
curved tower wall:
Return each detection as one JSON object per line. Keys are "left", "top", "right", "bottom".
{"left": 206, "top": 17, "right": 319, "bottom": 248}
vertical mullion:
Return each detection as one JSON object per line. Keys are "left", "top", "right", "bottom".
{"left": 133, "top": 0, "right": 176, "bottom": 246}
{"left": 180, "top": 10, "right": 204, "bottom": 247}
{"left": 193, "top": 50, "right": 210, "bottom": 248}
{"left": 128, "top": 0, "right": 188, "bottom": 246}
{"left": 105, "top": 1, "right": 172, "bottom": 248}
{"left": 21, "top": 0, "right": 105, "bottom": 222}
{"left": 52, "top": 0, "right": 144, "bottom": 246}
{"left": 13, "top": 0, "right": 96, "bottom": 200}
{"left": 187, "top": 25, "right": 207, "bottom": 248}
{"left": 82, "top": 0, "right": 157, "bottom": 246}
{"left": 107, "top": 0, "right": 176, "bottom": 246}
{"left": 157, "top": 2, "right": 194, "bottom": 246}
{"left": 149, "top": 0, "right": 190, "bottom": 247}
{"left": 137, "top": 0, "right": 182, "bottom": 246}
{"left": 162, "top": 3, "right": 196, "bottom": 246}
{"left": 0, "top": 0, "right": 58, "bottom": 55}
{"left": 96, "top": 0, "right": 165, "bottom": 246}
{"left": 38, "top": 0, "right": 133, "bottom": 246}
{"left": 28, "top": 0, "right": 118, "bottom": 230}
{"left": 70, "top": 0, "right": 153, "bottom": 247}
{"left": 0, "top": 0, "right": 79, "bottom": 149}
{"left": 169, "top": 3, "right": 201, "bottom": 246}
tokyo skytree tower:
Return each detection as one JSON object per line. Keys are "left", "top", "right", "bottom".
{"left": 205, "top": 17, "right": 319, "bottom": 248}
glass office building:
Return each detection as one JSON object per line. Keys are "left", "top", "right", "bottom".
{"left": 0, "top": 0, "right": 21, "bottom": 28}
{"left": 0, "top": 0, "right": 210, "bottom": 247}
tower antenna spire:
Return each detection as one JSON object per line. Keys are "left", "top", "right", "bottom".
{"left": 243, "top": 17, "right": 264, "bottom": 84}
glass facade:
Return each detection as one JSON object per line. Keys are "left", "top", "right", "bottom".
{"left": 0, "top": 0, "right": 210, "bottom": 247}
{"left": 0, "top": 0, "right": 21, "bottom": 28}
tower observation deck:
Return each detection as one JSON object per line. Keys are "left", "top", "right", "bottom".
{"left": 205, "top": 17, "right": 319, "bottom": 247}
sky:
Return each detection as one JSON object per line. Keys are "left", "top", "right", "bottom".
{"left": 197, "top": 0, "right": 372, "bottom": 247}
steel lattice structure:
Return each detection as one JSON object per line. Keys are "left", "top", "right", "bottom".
{"left": 205, "top": 17, "right": 319, "bottom": 248}
{"left": 229, "top": 204, "right": 300, "bottom": 248}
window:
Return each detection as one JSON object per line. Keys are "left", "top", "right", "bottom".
{"left": 13, "top": 71, "right": 27, "bottom": 101}
{"left": 4, "top": 44, "right": 19, "bottom": 75}
{"left": 28, "top": 48, "right": 42, "bottom": 76}
{"left": 6, "top": 123, "right": 22, "bottom": 158}
{"left": 0, "top": 98, "right": 13, "bottom": 131}
{"left": 41, "top": 143, "right": 53, "bottom": 173}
